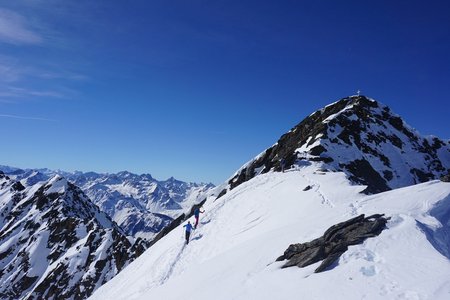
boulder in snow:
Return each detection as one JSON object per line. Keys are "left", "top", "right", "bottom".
{"left": 276, "top": 214, "right": 389, "bottom": 273}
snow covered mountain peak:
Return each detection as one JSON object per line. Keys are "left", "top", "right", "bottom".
{"left": 227, "top": 95, "right": 449, "bottom": 194}
{"left": 44, "top": 175, "right": 68, "bottom": 194}
{"left": 0, "top": 174, "right": 146, "bottom": 299}
{"left": 33, "top": 174, "right": 116, "bottom": 229}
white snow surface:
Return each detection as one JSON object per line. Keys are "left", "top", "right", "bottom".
{"left": 90, "top": 164, "right": 450, "bottom": 300}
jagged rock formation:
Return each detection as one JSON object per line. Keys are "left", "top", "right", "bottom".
{"left": 0, "top": 173, "right": 146, "bottom": 300}
{"left": 276, "top": 214, "right": 389, "bottom": 273}
{"left": 224, "top": 96, "right": 450, "bottom": 195}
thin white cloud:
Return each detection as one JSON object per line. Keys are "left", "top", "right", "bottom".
{"left": 0, "top": 55, "right": 85, "bottom": 101}
{"left": 0, "top": 8, "right": 86, "bottom": 103}
{"left": 37, "top": 70, "right": 89, "bottom": 81}
{"left": 0, "top": 86, "right": 65, "bottom": 99}
{"left": 11, "top": 87, "right": 64, "bottom": 98}
{"left": 0, "top": 114, "right": 56, "bottom": 122}
{"left": 0, "top": 55, "right": 88, "bottom": 84}
{"left": 0, "top": 8, "right": 43, "bottom": 45}
{"left": 0, "top": 61, "right": 21, "bottom": 82}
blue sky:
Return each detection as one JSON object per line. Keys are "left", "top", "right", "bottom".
{"left": 1, "top": 0, "right": 449, "bottom": 184}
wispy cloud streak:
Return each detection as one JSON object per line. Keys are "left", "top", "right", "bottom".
{"left": 0, "top": 8, "right": 43, "bottom": 45}
{"left": 0, "top": 86, "right": 65, "bottom": 99}
{"left": 0, "top": 114, "right": 56, "bottom": 122}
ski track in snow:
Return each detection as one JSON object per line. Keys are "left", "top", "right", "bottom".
{"left": 234, "top": 216, "right": 264, "bottom": 236}
{"left": 161, "top": 243, "right": 186, "bottom": 285}
{"left": 349, "top": 202, "right": 359, "bottom": 216}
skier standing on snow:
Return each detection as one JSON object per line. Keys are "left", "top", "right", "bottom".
{"left": 193, "top": 207, "right": 205, "bottom": 229}
{"left": 183, "top": 221, "right": 194, "bottom": 244}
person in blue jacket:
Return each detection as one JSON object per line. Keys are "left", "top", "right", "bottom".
{"left": 193, "top": 207, "right": 205, "bottom": 229}
{"left": 183, "top": 221, "right": 194, "bottom": 244}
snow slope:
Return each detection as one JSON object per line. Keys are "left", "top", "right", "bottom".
{"left": 90, "top": 164, "right": 450, "bottom": 300}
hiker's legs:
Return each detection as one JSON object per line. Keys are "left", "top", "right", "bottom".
{"left": 194, "top": 216, "right": 199, "bottom": 228}
{"left": 186, "top": 231, "right": 191, "bottom": 244}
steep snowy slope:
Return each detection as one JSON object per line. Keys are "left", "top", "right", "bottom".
{"left": 226, "top": 95, "right": 449, "bottom": 194}
{"left": 90, "top": 164, "right": 450, "bottom": 300}
{"left": 0, "top": 172, "right": 146, "bottom": 299}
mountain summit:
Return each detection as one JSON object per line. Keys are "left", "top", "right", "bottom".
{"left": 228, "top": 95, "right": 449, "bottom": 194}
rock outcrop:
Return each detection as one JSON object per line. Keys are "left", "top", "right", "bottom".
{"left": 276, "top": 214, "right": 389, "bottom": 273}
{"left": 441, "top": 173, "right": 450, "bottom": 182}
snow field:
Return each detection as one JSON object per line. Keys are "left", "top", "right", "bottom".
{"left": 90, "top": 164, "right": 450, "bottom": 300}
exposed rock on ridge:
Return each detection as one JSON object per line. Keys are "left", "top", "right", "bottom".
{"left": 276, "top": 214, "right": 389, "bottom": 273}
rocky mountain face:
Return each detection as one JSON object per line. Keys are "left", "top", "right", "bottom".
{"left": 1, "top": 168, "right": 214, "bottom": 240}
{"left": 225, "top": 95, "right": 450, "bottom": 195}
{"left": 0, "top": 171, "right": 146, "bottom": 300}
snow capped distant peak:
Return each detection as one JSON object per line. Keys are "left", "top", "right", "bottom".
{"left": 117, "top": 170, "right": 136, "bottom": 179}
{"left": 44, "top": 175, "right": 68, "bottom": 195}
{"left": 140, "top": 173, "right": 154, "bottom": 180}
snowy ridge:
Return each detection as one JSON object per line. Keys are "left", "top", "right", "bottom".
{"left": 90, "top": 164, "right": 450, "bottom": 300}
{"left": 0, "top": 172, "right": 146, "bottom": 299}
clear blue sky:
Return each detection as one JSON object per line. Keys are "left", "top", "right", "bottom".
{"left": 1, "top": 1, "right": 449, "bottom": 184}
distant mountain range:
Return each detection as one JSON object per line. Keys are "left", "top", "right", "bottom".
{"left": 0, "top": 167, "right": 215, "bottom": 240}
